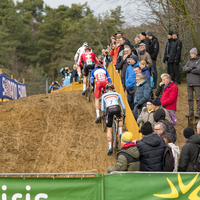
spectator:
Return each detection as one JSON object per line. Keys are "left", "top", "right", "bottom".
{"left": 136, "top": 122, "right": 165, "bottom": 171}
{"left": 154, "top": 122, "right": 174, "bottom": 143}
{"left": 107, "top": 132, "right": 140, "bottom": 173}
{"left": 160, "top": 74, "right": 178, "bottom": 113}
{"left": 134, "top": 73, "right": 151, "bottom": 119}
{"left": 155, "top": 73, "right": 168, "bottom": 98}
{"left": 49, "top": 81, "right": 62, "bottom": 91}
{"left": 146, "top": 30, "right": 159, "bottom": 88}
{"left": 109, "top": 37, "right": 121, "bottom": 66}
{"left": 70, "top": 64, "right": 78, "bottom": 83}
{"left": 153, "top": 108, "right": 177, "bottom": 142}
{"left": 137, "top": 99, "right": 155, "bottom": 128}
{"left": 168, "top": 31, "right": 182, "bottom": 85}
{"left": 102, "top": 48, "right": 112, "bottom": 69}
{"left": 117, "top": 46, "right": 132, "bottom": 88}
{"left": 197, "top": 121, "right": 200, "bottom": 134}
{"left": 178, "top": 127, "right": 200, "bottom": 172}
{"left": 116, "top": 36, "right": 126, "bottom": 70}
{"left": 152, "top": 98, "right": 172, "bottom": 123}
{"left": 139, "top": 60, "right": 151, "bottom": 80}
{"left": 163, "top": 32, "right": 173, "bottom": 74}
{"left": 183, "top": 47, "right": 200, "bottom": 118}
{"left": 134, "top": 66, "right": 150, "bottom": 85}
{"left": 134, "top": 34, "right": 141, "bottom": 54}
{"left": 60, "top": 67, "right": 72, "bottom": 86}
{"left": 139, "top": 32, "right": 150, "bottom": 53}
{"left": 138, "top": 43, "right": 152, "bottom": 68}
{"left": 125, "top": 55, "right": 139, "bottom": 111}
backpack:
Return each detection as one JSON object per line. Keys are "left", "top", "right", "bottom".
{"left": 150, "top": 76, "right": 154, "bottom": 88}
{"left": 167, "top": 109, "right": 178, "bottom": 126}
{"left": 163, "top": 145, "right": 174, "bottom": 171}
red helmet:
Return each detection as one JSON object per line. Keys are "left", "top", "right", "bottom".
{"left": 95, "top": 62, "right": 102, "bottom": 68}
{"left": 85, "top": 46, "right": 91, "bottom": 51}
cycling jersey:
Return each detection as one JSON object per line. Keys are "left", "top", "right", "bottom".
{"left": 91, "top": 68, "right": 112, "bottom": 99}
{"left": 101, "top": 91, "right": 126, "bottom": 114}
{"left": 74, "top": 46, "right": 93, "bottom": 65}
{"left": 78, "top": 52, "right": 98, "bottom": 68}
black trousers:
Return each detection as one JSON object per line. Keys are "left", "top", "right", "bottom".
{"left": 169, "top": 62, "right": 180, "bottom": 84}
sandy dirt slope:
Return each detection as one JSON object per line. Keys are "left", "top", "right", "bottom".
{"left": 0, "top": 91, "right": 115, "bottom": 173}
{"left": 0, "top": 84, "right": 195, "bottom": 173}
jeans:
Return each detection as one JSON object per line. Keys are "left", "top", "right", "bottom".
{"left": 127, "top": 86, "right": 135, "bottom": 111}
{"left": 151, "top": 60, "right": 158, "bottom": 87}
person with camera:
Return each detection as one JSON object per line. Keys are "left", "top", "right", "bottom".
{"left": 60, "top": 67, "right": 72, "bottom": 87}
{"left": 48, "top": 81, "right": 62, "bottom": 92}
{"left": 78, "top": 46, "right": 98, "bottom": 95}
{"left": 109, "top": 37, "right": 121, "bottom": 67}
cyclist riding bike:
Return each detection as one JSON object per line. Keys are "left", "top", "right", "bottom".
{"left": 74, "top": 42, "right": 92, "bottom": 81}
{"left": 78, "top": 46, "right": 98, "bottom": 95}
{"left": 91, "top": 62, "right": 112, "bottom": 124}
{"left": 101, "top": 83, "right": 126, "bottom": 156}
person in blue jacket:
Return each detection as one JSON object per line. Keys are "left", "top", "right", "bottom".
{"left": 60, "top": 67, "right": 72, "bottom": 86}
{"left": 125, "top": 54, "right": 139, "bottom": 111}
{"left": 49, "top": 81, "right": 62, "bottom": 92}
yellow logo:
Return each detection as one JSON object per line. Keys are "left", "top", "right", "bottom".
{"left": 153, "top": 174, "right": 200, "bottom": 199}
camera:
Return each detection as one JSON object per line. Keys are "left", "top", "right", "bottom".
{"left": 65, "top": 69, "right": 69, "bottom": 72}
{"left": 113, "top": 41, "right": 116, "bottom": 45}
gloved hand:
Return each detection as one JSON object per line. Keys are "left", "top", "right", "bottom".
{"left": 135, "top": 103, "right": 141, "bottom": 109}
{"left": 138, "top": 119, "right": 143, "bottom": 124}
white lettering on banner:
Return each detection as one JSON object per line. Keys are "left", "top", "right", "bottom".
{"left": 2, "top": 77, "right": 17, "bottom": 99}
{"left": 18, "top": 85, "right": 27, "bottom": 98}
{"left": 1, "top": 185, "right": 48, "bottom": 200}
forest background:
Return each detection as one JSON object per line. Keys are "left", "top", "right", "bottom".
{"left": 0, "top": 0, "right": 199, "bottom": 95}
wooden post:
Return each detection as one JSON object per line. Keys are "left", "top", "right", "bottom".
{"left": 0, "top": 69, "right": 2, "bottom": 74}
{"left": 23, "top": 78, "right": 25, "bottom": 83}
{"left": 11, "top": 75, "right": 13, "bottom": 79}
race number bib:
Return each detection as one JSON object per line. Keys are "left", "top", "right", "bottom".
{"left": 86, "top": 59, "right": 92, "bottom": 65}
{"left": 98, "top": 73, "right": 105, "bottom": 81}
{"left": 108, "top": 98, "right": 114, "bottom": 106}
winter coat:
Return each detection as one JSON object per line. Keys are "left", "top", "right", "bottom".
{"left": 107, "top": 142, "right": 140, "bottom": 173}
{"left": 155, "top": 85, "right": 164, "bottom": 98}
{"left": 134, "top": 79, "right": 151, "bottom": 107}
{"left": 163, "top": 38, "right": 173, "bottom": 62}
{"left": 125, "top": 61, "right": 140, "bottom": 88}
{"left": 136, "top": 133, "right": 165, "bottom": 171}
{"left": 168, "top": 38, "right": 182, "bottom": 63}
{"left": 153, "top": 108, "right": 177, "bottom": 142}
{"left": 137, "top": 107, "right": 155, "bottom": 127}
{"left": 109, "top": 45, "right": 121, "bottom": 66}
{"left": 70, "top": 70, "right": 78, "bottom": 83}
{"left": 140, "top": 39, "right": 150, "bottom": 53}
{"left": 148, "top": 36, "right": 159, "bottom": 61}
{"left": 141, "top": 67, "right": 150, "bottom": 80}
{"left": 183, "top": 57, "right": 200, "bottom": 87}
{"left": 116, "top": 45, "right": 124, "bottom": 69}
{"left": 160, "top": 81, "right": 178, "bottom": 111}
{"left": 138, "top": 51, "right": 153, "bottom": 68}
{"left": 178, "top": 134, "right": 200, "bottom": 172}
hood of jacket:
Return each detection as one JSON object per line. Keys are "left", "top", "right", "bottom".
{"left": 168, "top": 143, "right": 180, "bottom": 155}
{"left": 121, "top": 142, "right": 139, "bottom": 158}
{"left": 188, "top": 134, "right": 200, "bottom": 145}
{"left": 142, "top": 133, "right": 162, "bottom": 147}
{"left": 142, "top": 66, "right": 150, "bottom": 72}
{"left": 153, "top": 108, "right": 166, "bottom": 122}
{"left": 136, "top": 79, "right": 146, "bottom": 87}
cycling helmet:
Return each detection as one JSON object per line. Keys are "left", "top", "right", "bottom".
{"left": 83, "top": 42, "right": 89, "bottom": 47}
{"left": 106, "top": 83, "right": 115, "bottom": 90}
{"left": 85, "top": 46, "right": 91, "bottom": 51}
{"left": 95, "top": 62, "right": 102, "bottom": 68}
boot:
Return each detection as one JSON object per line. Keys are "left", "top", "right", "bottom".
{"left": 195, "top": 100, "right": 200, "bottom": 118}
{"left": 186, "top": 100, "right": 194, "bottom": 118}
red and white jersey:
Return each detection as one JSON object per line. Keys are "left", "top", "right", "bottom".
{"left": 74, "top": 46, "right": 92, "bottom": 64}
{"left": 94, "top": 68, "right": 107, "bottom": 82}
{"left": 78, "top": 52, "right": 98, "bottom": 68}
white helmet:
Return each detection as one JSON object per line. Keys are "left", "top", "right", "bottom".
{"left": 83, "top": 42, "right": 88, "bottom": 47}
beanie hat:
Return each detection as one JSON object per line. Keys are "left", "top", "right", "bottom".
{"left": 190, "top": 48, "right": 198, "bottom": 55}
{"left": 152, "top": 98, "right": 161, "bottom": 106}
{"left": 183, "top": 127, "right": 195, "bottom": 139}
{"left": 147, "top": 99, "right": 153, "bottom": 103}
{"left": 168, "top": 31, "right": 173, "bottom": 36}
{"left": 153, "top": 108, "right": 166, "bottom": 122}
{"left": 140, "top": 122, "right": 153, "bottom": 135}
{"left": 140, "top": 32, "right": 146, "bottom": 37}
{"left": 146, "top": 30, "right": 153, "bottom": 36}
{"left": 121, "top": 132, "right": 133, "bottom": 145}
{"left": 172, "top": 31, "right": 179, "bottom": 36}
{"left": 139, "top": 43, "right": 146, "bottom": 47}
{"left": 129, "top": 54, "right": 138, "bottom": 63}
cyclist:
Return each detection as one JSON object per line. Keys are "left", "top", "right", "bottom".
{"left": 78, "top": 46, "right": 98, "bottom": 95}
{"left": 91, "top": 62, "right": 112, "bottom": 123}
{"left": 101, "top": 83, "right": 126, "bottom": 156}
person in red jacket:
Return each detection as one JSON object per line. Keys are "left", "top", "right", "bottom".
{"left": 78, "top": 46, "right": 98, "bottom": 95}
{"left": 160, "top": 74, "right": 178, "bottom": 113}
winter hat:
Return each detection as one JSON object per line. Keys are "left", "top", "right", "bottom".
{"left": 168, "top": 31, "right": 173, "bottom": 36}
{"left": 172, "top": 31, "right": 179, "bottom": 36}
{"left": 140, "top": 32, "right": 146, "bottom": 37}
{"left": 190, "top": 48, "right": 198, "bottom": 55}
{"left": 146, "top": 30, "right": 153, "bottom": 36}
{"left": 152, "top": 98, "right": 161, "bottom": 106}
{"left": 153, "top": 108, "right": 166, "bottom": 122}
{"left": 140, "top": 122, "right": 153, "bottom": 135}
{"left": 129, "top": 54, "right": 138, "bottom": 63}
{"left": 121, "top": 132, "right": 133, "bottom": 145}
{"left": 139, "top": 43, "right": 146, "bottom": 47}
{"left": 183, "top": 127, "right": 195, "bottom": 139}
{"left": 147, "top": 99, "right": 153, "bottom": 103}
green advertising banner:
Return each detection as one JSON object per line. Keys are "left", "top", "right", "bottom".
{"left": 0, "top": 177, "right": 103, "bottom": 200}
{"left": 104, "top": 173, "right": 200, "bottom": 200}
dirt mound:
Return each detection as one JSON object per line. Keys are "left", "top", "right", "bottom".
{"left": 0, "top": 91, "right": 115, "bottom": 173}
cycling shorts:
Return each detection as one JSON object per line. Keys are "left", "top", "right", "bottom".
{"left": 106, "top": 105, "right": 121, "bottom": 128}
{"left": 94, "top": 80, "right": 108, "bottom": 99}
{"left": 83, "top": 64, "right": 95, "bottom": 76}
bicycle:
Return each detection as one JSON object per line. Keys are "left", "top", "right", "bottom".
{"left": 101, "top": 111, "right": 107, "bottom": 132}
{"left": 85, "top": 69, "right": 92, "bottom": 102}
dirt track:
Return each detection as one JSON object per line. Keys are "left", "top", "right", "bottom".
{"left": 0, "top": 84, "right": 193, "bottom": 173}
